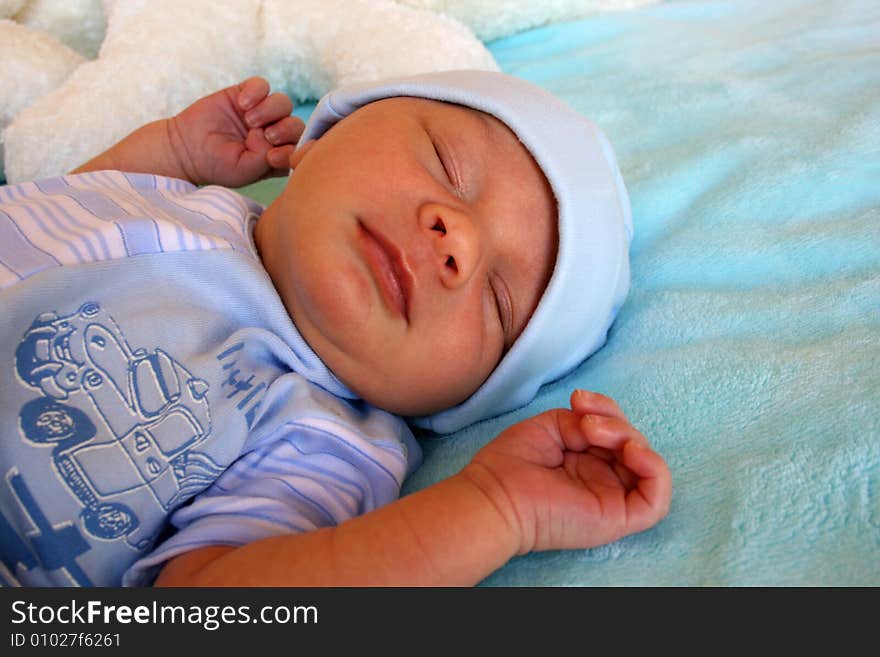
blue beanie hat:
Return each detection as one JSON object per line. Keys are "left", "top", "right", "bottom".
{"left": 298, "top": 70, "right": 633, "bottom": 433}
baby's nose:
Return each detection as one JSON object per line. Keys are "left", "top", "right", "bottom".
{"left": 418, "top": 202, "right": 481, "bottom": 288}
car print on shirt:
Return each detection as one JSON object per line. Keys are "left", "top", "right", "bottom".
{"left": 14, "top": 302, "right": 220, "bottom": 550}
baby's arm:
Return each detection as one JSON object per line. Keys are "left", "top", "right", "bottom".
{"left": 72, "top": 78, "right": 303, "bottom": 186}
{"left": 157, "top": 466, "right": 517, "bottom": 586}
{"left": 155, "top": 391, "right": 671, "bottom": 586}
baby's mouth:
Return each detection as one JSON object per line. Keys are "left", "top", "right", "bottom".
{"left": 357, "top": 220, "right": 412, "bottom": 322}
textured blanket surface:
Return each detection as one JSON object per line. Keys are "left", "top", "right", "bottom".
{"left": 411, "top": 0, "right": 880, "bottom": 586}
{"left": 244, "top": 0, "right": 880, "bottom": 585}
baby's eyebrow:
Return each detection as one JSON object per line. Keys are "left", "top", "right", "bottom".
{"left": 468, "top": 107, "right": 495, "bottom": 140}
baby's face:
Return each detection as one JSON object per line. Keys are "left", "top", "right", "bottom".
{"left": 255, "top": 97, "right": 556, "bottom": 416}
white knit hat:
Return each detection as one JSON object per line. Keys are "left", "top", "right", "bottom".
{"left": 298, "top": 70, "right": 633, "bottom": 433}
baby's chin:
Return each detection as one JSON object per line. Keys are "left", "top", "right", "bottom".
{"left": 344, "top": 368, "right": 488, "bottom": 419}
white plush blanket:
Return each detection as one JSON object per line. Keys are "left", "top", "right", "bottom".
{"left": 0, "top": 0, "right": 652, "bottom": 182}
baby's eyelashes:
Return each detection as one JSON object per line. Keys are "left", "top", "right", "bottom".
{"left": 489, "top": 272, "right": 513, "bottom": 346}
{"left": 428, "top": 131, "right": 466, "bottom": 197}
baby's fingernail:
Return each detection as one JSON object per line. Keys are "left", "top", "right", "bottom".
{"left": 239, "top": 92, "right": 256, "bottom": 110}
{"left": 265, "top": 128, "right": 278, "bottom": 144}
{"left": 268, "top": 149, "right": 289, "bottom": 169}
{"left": 244, "top": 110, "right": 260, "bottom": 127}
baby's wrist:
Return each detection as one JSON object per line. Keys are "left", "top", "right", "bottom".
{"left": 164, "top": 116, "right": 200, "bottom": 184}
{"left": 70, "top": 118, "right": 192, "bottom": 181}
{"left": 457, "top": 463, "right": 530, "bottom": 558}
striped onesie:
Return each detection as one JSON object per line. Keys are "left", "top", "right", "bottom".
{"left": 0, "top": 171, "right": 419, "bottom": 586}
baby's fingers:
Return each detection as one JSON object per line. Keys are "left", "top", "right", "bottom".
{"left": 578, "top": 413, "right": 650, "bottom": 451}
{"left": 237, "top": 77, "right": 271, "bottom": 112}
{"left": 570, "top": 389, "right": 627, "bottom": 421}
{"left": 621, "top": 441, "right": 672, "bottom": 532}
{"left": 244, "top": 91, "right": 294, "bottom": 129}
{"left": 266, "top": 145, "right": 296, "bottom": 175}
{"left": 264, "top": 116, "right": 306, "bottom": 147}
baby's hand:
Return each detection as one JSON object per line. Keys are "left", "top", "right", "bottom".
{"left": 167, "top": 77, "right": 305, "bottom": 187}
{"left": 462, "top": 390, "right": 672, "bottom": 555}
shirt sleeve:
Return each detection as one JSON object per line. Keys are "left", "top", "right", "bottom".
{"left": 122, "top": 415, "right": 416, "bottom": 586}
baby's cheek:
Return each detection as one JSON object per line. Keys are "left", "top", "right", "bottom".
{"left": 430, "top": 325, "right": 498, "bottom": 404}
{"left": 304, "top": 258, "right": 376, "bottom": 335}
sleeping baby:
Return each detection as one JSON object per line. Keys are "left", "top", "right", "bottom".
{"left": 0, "top": 71, "right": 671, "bottom": 586}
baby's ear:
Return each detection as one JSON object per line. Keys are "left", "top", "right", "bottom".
{"left": 289, "top": 139, "right": 316, "bottom": 169}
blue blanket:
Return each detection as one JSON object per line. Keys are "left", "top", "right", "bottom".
{"left": 244, "top": 0, "right": 880, "bottom": 585}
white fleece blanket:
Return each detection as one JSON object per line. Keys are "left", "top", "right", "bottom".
{"left": 0, "top": 0, "right": 654, "bottom": 182}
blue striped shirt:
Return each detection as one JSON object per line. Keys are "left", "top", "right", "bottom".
{"left": 0, "top": 172, "right": 420, "bottom": 587}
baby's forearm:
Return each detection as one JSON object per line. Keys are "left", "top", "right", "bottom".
{"left": 155, "top": 470, "right": 520, "bottom": 587}
{"left": 71, "top": 119, "right": 194, "bottom": 182}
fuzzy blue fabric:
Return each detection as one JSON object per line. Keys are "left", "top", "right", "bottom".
{"left": 241, "top": 0, "right": 880, "bottom": 585}
{"left": 405, "top": 0, "right": 880, "bottom": 585}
